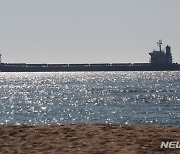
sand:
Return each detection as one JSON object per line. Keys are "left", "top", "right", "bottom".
{"left": 0, "top": 124, "right": 179, "bottom": 154}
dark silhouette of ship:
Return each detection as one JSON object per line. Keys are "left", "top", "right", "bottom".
{"left": 0, "top": 40, "right": 179, "bottom": 72}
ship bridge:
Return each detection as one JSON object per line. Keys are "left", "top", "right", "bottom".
{"left": 149, "top": 40, "right": 173, "bottom": 65}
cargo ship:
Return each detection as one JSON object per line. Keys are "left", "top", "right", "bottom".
{"left": 0, "top": 40, "right": 180, "bottom": 72}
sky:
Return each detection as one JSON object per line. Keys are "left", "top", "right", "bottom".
{"left": 0, "top": 0, "right": 180, "bottom": 64}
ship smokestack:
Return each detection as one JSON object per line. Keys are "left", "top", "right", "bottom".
{"left": 0, "top": 54, "right": 1, "bottom": 64}
{"left": 166, "top": 45, "right": 172, "bottom": 64}
{"left": 166, "top": 45, "right": 171, "bottom": 54}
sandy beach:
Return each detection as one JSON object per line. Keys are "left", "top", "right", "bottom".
{"left": 0, "top": 124, "right": 179, "bottom": 154}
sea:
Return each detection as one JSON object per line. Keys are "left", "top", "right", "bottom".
{"left": 0, "top": 71, "right": 180, "bottom": 126}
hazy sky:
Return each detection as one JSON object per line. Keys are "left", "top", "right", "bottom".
{"left": 0, "top": 0, "right": 180, "bottom": 64}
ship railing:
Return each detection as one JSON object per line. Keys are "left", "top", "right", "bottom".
{"left": 47, "top": 64, "right": 68, "bottom": 67}
{"left": 26, "top": 64, "right": 48, "bottom": 67}
{"left": 131, "top": 63, "right": 151, "bottom": 66}
{"left": 68, "top": 64, "right": 90, "bottom": 67}
{"left": 3, "top": 63, "right": 27, "bottom": 67}
{"left": 89, "top": 63, "right": 111, "bottom": 66}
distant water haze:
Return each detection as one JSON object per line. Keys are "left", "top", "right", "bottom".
{"left": 0, "top": 0, "right": 180, "bottom": 64}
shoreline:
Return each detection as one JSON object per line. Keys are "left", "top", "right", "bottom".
{"left": 0, "top": 124, "right": 179, "bottom": 153}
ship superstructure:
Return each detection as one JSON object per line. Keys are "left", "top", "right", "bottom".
{"left": 0, "top": 40, "right": 179, "bottom": 72}
{"left": 149, "top": 40, "right": 173, "bottom": 65}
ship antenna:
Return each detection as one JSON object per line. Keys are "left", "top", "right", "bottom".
{"left": 157, "top": 40, "right": 162, "bottom": 51}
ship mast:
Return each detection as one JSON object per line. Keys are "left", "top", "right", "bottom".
{"left": 157, "top": 40, "right": 162, "bottom": 51}
{"left": 0, "top": 54, "right": 1, "bottom": 64}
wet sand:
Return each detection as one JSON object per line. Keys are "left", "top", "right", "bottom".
{"left": 0, "top": 124, "right": 179, "bottom": 154}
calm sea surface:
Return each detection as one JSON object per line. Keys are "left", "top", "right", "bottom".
{"left": 0, "top": 72, "right": 180, "bottom": 126}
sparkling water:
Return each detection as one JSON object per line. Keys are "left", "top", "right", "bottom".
{"left": 0, "top": 71, "right": 180, "bottom": 126}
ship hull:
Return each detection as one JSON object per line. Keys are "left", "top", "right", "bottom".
{"left": 0, "top": 63, "right": 180, "bottom": 72}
